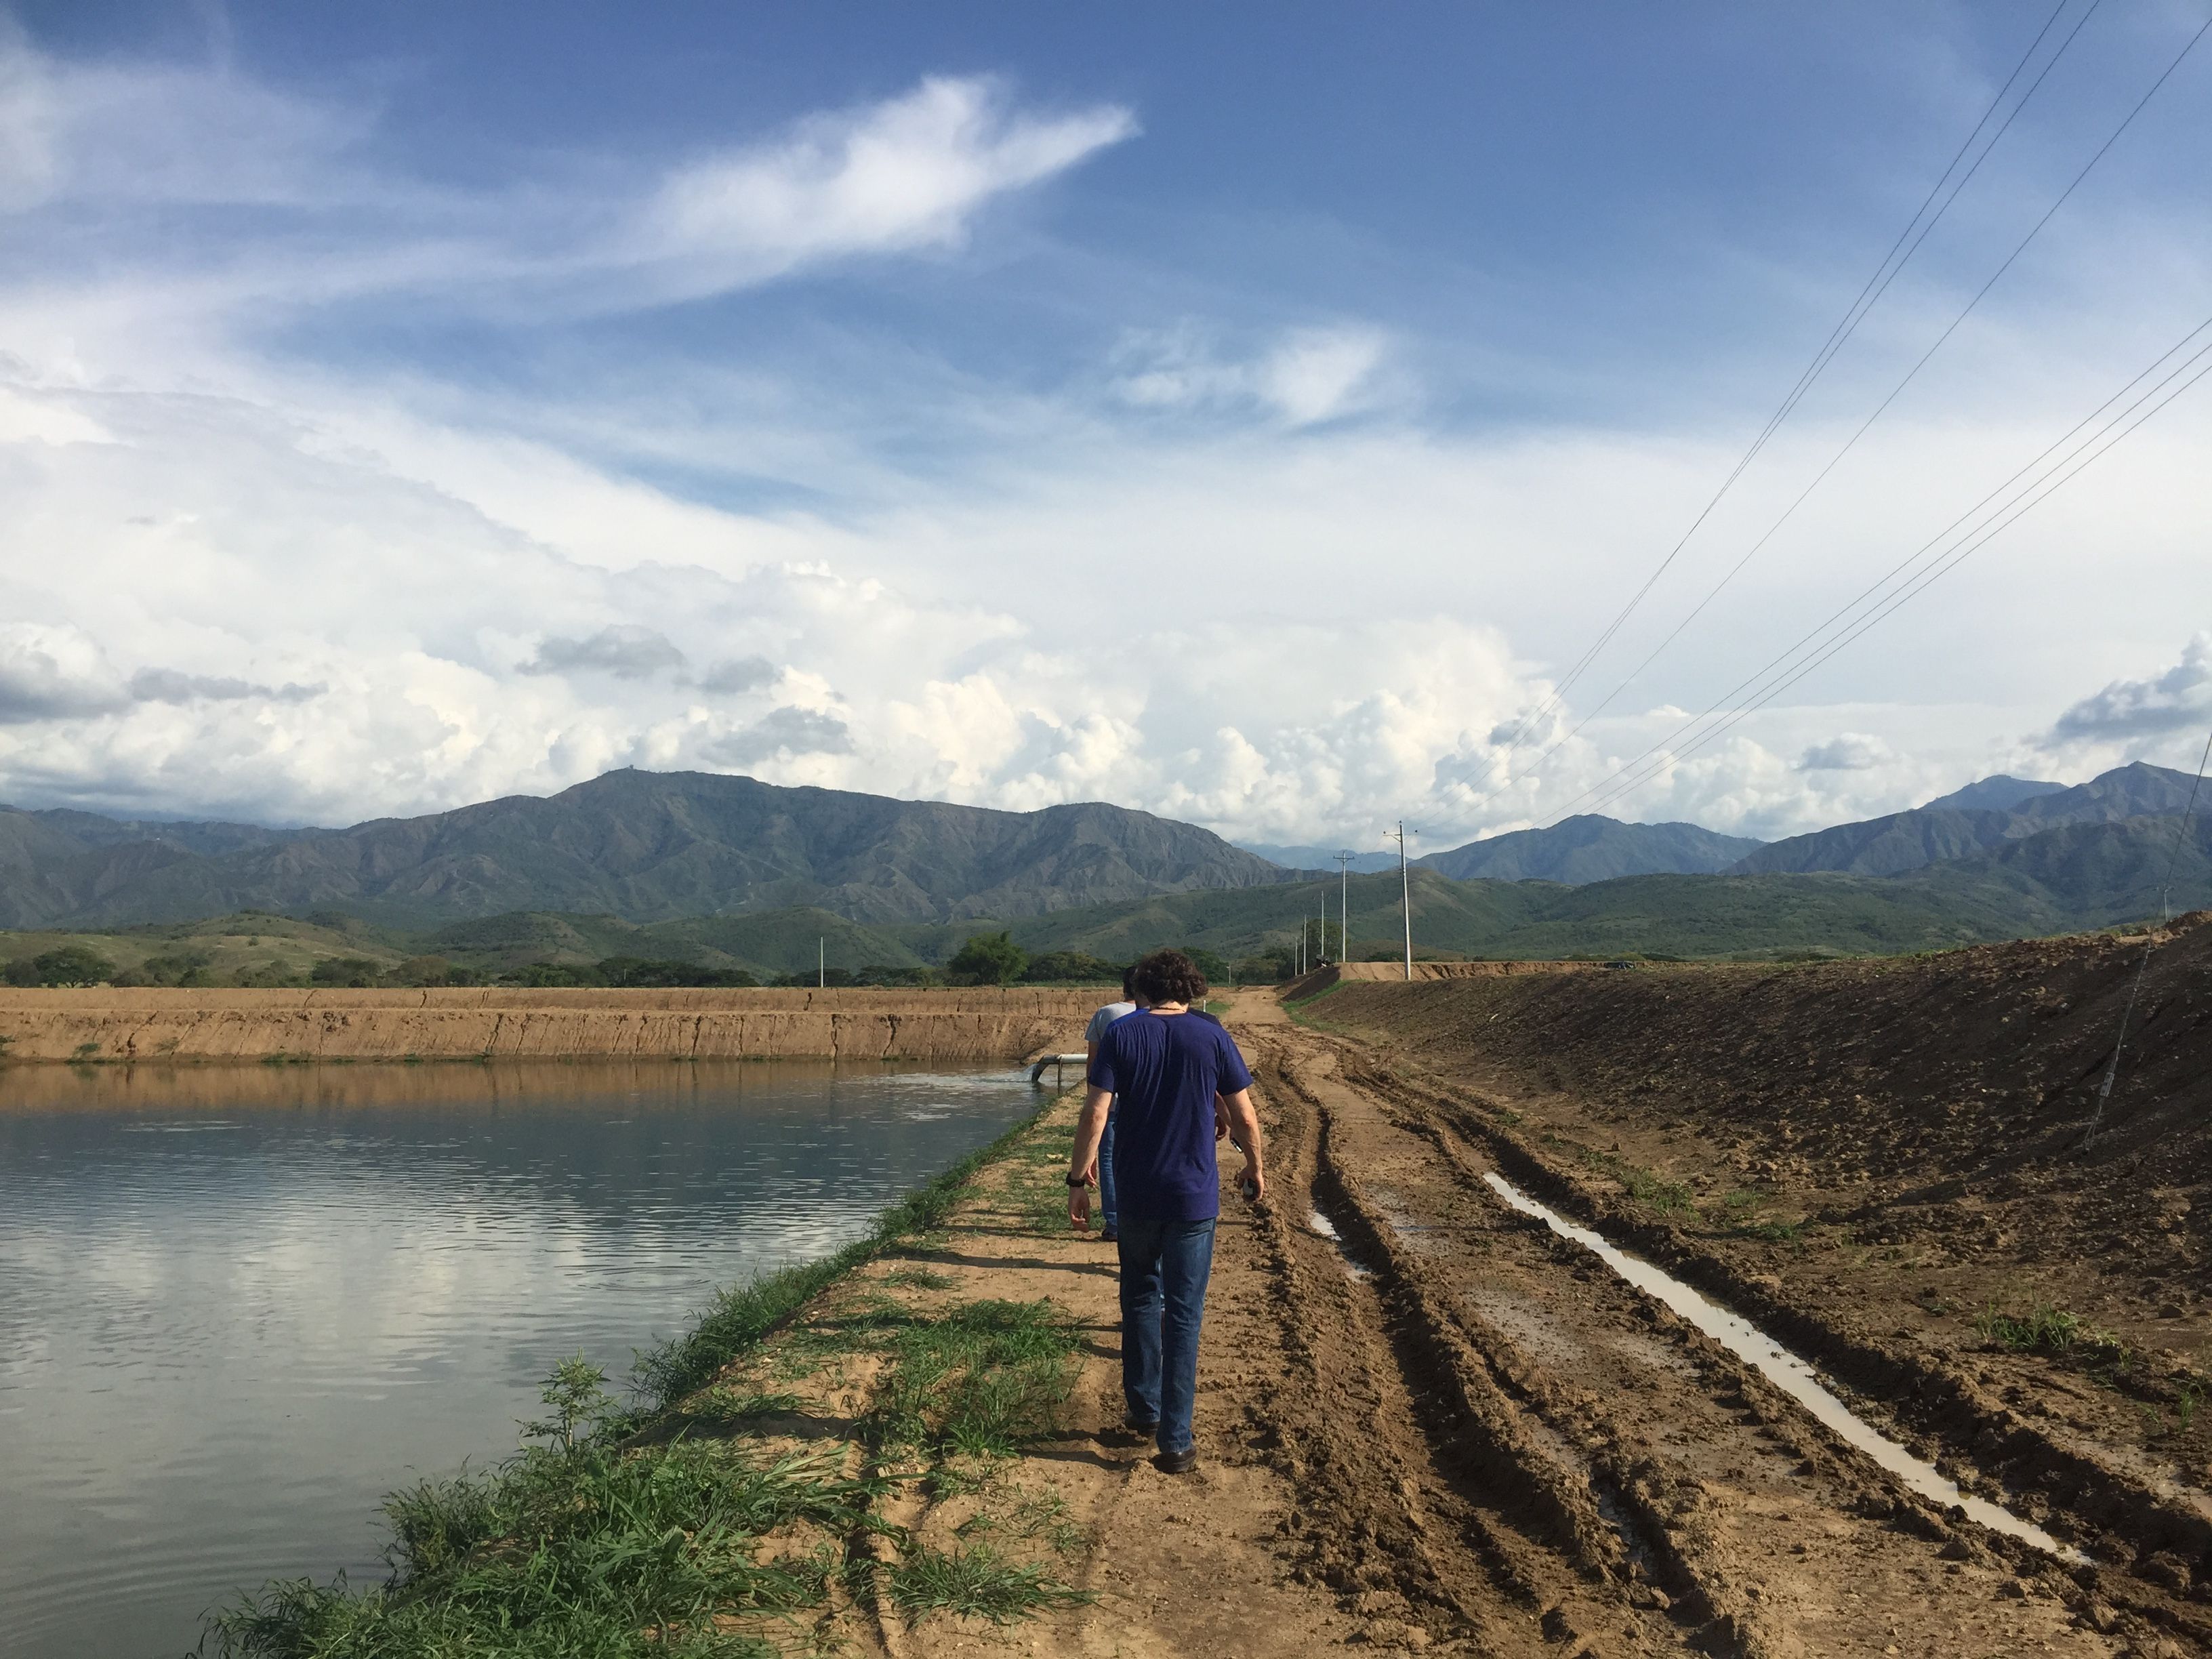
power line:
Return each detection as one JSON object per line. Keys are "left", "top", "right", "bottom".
{"left": 1569, "top": 342, "right": 2212, "bottom": 819}
{"left": 1449, "top": 0, "right": 2086, "bottom": 808}
{"left": 1500, "top": 1, "right": 2211, "bottom": 821}
{"left": 1557, "top": 323, "right": 2212, "bottom": 821}
{"left": 2083, "top": 724, "right": 2212, "bottom": 1147}
{"left": 1546, "top": 311, "right": 2212, "bottom": 819}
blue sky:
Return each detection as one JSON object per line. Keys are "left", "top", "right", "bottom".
{"left": 1, "top": 1, "right": 2209, "bottom": 848}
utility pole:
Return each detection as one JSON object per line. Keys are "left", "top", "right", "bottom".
{"left": 1393, "top": 822, "right": 1416, "bottom": 981}
{"left": 1319, "top": 884, "right": 1328, "bottom": 965}
{"left": 818, "top": 936, "right": 824, "bottom": 989}
{"left": 1334, "top": 851, "right": 1355, "bottom": 964}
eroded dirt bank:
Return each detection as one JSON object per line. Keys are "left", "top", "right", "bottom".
{"left": 0, "top": 985, "right": 1097, "bottom": 1063}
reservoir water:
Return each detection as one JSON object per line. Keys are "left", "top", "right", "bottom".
{"left": 0, "top": 1059, "right": 1042, "bottom": 1659}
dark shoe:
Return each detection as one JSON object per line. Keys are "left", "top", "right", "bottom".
{"left": 1123, "top": 1414, "right": 1159, "bottom": 1435}
{"left": 1153, "top": 1446, "right": 1198, "bottom": 1475}
{"left": 1099, "top": 1227, "right": 1118, "bottom": 1243}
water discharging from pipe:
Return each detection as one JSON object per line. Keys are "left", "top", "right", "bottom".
{"left": 1481, "top": 1172, "right": 2086, "bottom": 1563}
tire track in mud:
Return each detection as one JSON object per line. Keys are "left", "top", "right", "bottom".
{"left": 1345, "top": 1048, "right": 2212, "bottom": 1656}
{"left": 1246, "top": 1038, "right": 1702, "bottom": 1657}
{"left": 1254, "top": 1026, "right": 2138, "bottom": 1659}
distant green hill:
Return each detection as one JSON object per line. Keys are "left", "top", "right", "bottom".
{"left": 0, "top": 769, "right": 1289, "bottom": 930}
{"left": 1736, "top": 762, "right": 2202, "bottom": 876}
{"left": 1416, "top": 814, "right": 1763, "bottom": 883}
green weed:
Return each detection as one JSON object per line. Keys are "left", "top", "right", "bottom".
{"left": 1578, "top": 1147, "right": 1694, "bottom": 1216}
{"left": 1711, "top": 1188, "right": 1805, "bottom": 1243}
{"left": 204, "top": 1389, "right": 881, "bottom": 1657}
{"left": 958, "top": 1486, "right": 1084, "bottom": 1556}
{"left": 1973, "top": 1301, "right": 2131, "bottom": 1374}
{"left": 863, "top": 1300, "right": 1077, "bottom": 1458}
{"left": 884, "top": 1543, "right": 1092, "bottom": 1624}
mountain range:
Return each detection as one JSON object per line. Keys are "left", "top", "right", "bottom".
{"left": 0, "top": 762, "right": 2203, "bottom": 964}
{"left": 0, "top": 769, "right": 1288, "bottom": 930}
{"left": 1729, "top": 762, "right": 2201, "bottom": 876}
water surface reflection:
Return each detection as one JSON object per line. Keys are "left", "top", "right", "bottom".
{"left": 0, "top": 1059, "right": 1038, "bottom": 1658}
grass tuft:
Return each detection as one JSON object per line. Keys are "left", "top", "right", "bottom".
{"left": 864, "top": 1299, "right": 1078, "bottom": 1458}
{"left": 1973, "top": 1300, "right": 2131, "bottom": 1372}
{"left": 884, "top": 1543, "right": 1093, "bottom": 1624}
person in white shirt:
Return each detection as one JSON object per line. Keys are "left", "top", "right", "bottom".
{"left": 1082, "top": 968, "right": 1141, "bottom": 1242}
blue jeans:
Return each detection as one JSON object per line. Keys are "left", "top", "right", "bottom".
{"left": 1116, "top": 1216, "right": 1216, "bottom": 1454}
{"left": 1098, "top": 1107, "right": 1118, "bottom": 1231}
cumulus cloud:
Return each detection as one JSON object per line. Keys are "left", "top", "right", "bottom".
{"left": 1797, "top": 732, "right": 1892, "bottom": 771}
{"left": 518, "top": 626, "right": 689, "bottom": 681}
{"left": 2043, "top": 634, "right": 2212, "bottom": 745}
{"left": 3, "top": 35, "right": 2208, "bottom": 847}
{"left": 0, "top": 623, "right": 124, "bottom": 723}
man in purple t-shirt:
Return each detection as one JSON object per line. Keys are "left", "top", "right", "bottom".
{"left": 1069, "top": 948, "right": 1265, "bottom": 1473}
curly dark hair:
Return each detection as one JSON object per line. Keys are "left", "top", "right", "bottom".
{"left": 1132, "top": 948, "right": 1208, "bottom": 1006}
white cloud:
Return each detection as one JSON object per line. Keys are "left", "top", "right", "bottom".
{"left": 0, "top": 38, "right": 1134, "bottom": 325}
{"left": 1111, "top": 323, "right": 1393, "bottom": 426}
{"left": 634, "top": 76, "right": 1136, "bottom": 305}
{"left": 0, "top": 623, "right": 125, "bottom": 724}
{"left": 2043, "top": 633, "right": 2212, "bottom": 746}
{"left": 0, "top": 24, "right": 373, "bottom": 214}
{"left": 3, "top": 34, "right": 2210, "bottom": 855}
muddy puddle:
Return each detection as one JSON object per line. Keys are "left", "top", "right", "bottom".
{"left": 1479, "top": 1171, "right": 2087, "bottom": 1563}
{"left": 1307, "top": 1206, "right": 1373, "bottom": 1279}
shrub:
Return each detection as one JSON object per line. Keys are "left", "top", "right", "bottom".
{"left": 4, "top": 945, "right": 119, "bottom": 986}
{"left": 1235, "top": 948, "right": 1296, "bottom": 983}
{"left": 598, "top": 956, "right": 758, "bottom": 988}
{"left": 1019, "top": 950, "right": 1120, "bottom": 984}
{"left": 311, "top": 956, "right": 384, "bottom": 987}
{"left": 948, "top": 932, "right": 1027, "bottom": 986}
{"left": 1183, "top": 947, "right": 1230, "bottom": 985}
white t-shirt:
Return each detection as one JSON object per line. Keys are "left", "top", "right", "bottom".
{"left": 1084, "top": 1000, "right": 1136, "bottom": 1042}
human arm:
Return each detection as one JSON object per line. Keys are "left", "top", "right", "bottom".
{"left": 1067, "top": 1084, "right": 1111, "bottom": 1229}
{"left": 1220, "top": 1087, "right": 1265, "bottom": 1202}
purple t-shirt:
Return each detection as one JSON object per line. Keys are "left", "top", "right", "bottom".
{"left": 1088, "top": 1010, "right": 1254, "bottom": 1222}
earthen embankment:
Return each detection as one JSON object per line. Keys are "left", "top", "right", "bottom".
{"left": 0, "top": 986, "right": 1101, "bottom": 1064}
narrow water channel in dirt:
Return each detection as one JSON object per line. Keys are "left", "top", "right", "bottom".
{"left": 1479, "top": 1170, "right": 2087, "bottom": 1562}
{"left": 0, "top": 1059, "right": 1042, "bottom": 1659}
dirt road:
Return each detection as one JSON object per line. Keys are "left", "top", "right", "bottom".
{"left": 1233, "top": 998, "right": 2173, "bottom": 1656}
{"left": 687, "top": 969, "right": 2210, "bottom": 1656}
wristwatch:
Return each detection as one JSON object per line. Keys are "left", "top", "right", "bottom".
{"left": 1065, "top": 1172, "right": 1090, "bottom": 1187}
